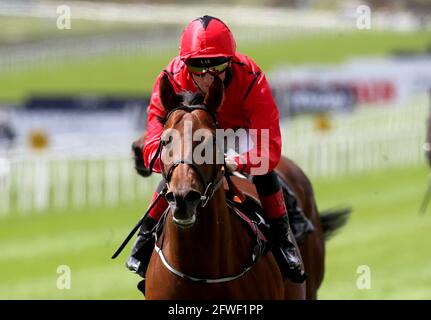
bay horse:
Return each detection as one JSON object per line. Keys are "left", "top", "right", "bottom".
{"left": 143, "top": 74, "right": 349, "bottom": 299}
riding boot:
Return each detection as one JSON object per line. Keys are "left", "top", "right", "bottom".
{"left": 268, "top": 214, "right": 307, "bottom": 283}
{"left": 125, "top": 187, "right": 169, "bottom": 278}
{"left": 259, "top": 189, "right": 307, "bottom": 283}
{"left": 283, "top": 187, "right": 315, "bottom": 244}
{"left": 125, "top": 214, "right": 158, "bottom": 278}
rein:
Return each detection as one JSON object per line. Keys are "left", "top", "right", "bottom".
{"left": 111, "top": 185, "right": 167, "bottom": 259}
{"left": 113, "top": 104, "right": 263, "bottom": 283}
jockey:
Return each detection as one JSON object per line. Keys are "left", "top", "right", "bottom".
{"left": 127, "top": 15, "right": 313, "bottom": 283}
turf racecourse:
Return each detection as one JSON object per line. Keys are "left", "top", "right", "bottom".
{"left": 1, "top": 30, "right": 430, "bottom": 102}
{"left": 1, "top": 164, "right": 430, "bottom": 299}
{"left": 1, "top": 28, "right": 430, "bottom": 299}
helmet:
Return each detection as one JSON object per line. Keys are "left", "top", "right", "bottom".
{"left": 179, "top": 15, "right": 236, "bottom": 61}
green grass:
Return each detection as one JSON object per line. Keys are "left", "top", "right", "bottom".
{"left": 0, "top": 201, "right": 147, "bottom": 299}
{"left": 245, "top": 30, "right": 431, "bottom": 69}
{"left": 1, "top": 30, "right": 430, "bottom": 102}
{"left": 1, "top": 164, "right": 430, "bottom": 299}
{"left": 0, "top": 17, "right": 155, "bottom": 45}
{"left": 315, "top": 164, "right": 431, "bottom": 299}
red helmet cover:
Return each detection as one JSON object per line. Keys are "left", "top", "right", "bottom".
{"left": 179, "top": 15, "right": 236, "bottom": 61}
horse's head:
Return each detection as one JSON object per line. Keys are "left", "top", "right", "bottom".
{"left": 158, "top": 73, "right": 225, "bottom": 228}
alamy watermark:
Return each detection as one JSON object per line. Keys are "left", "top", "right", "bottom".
{"left": 56, "top": 265, "right": 71, "bottom": 290}
{"left": 161, "top": 121, "right": 270, "bottom": 175}
{"left": 356, "top": 265, "right": 371, "bottom": 290}
{"left": 57, "top": 5, "right": 72, "bottom": 30}
{"left": 356, "top": 5, "right": 371, "bottom": 30}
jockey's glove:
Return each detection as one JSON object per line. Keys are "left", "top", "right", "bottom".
{"left": 132, "top": 140, "right": 151, "bottom": 177}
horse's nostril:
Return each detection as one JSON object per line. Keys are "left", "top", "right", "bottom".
{"left": 184, "top": 190, "right": 201, "bottom": 204}
{"left": 165, "top": 191, "right": 176, "bottom": 204}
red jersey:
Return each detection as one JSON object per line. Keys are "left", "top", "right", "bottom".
{"left": 143, "top": 52, "right": 282, "bottom": 175}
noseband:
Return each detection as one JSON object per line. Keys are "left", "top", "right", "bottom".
{"left": 150, "top": 105, "right": 225, "bottom": 207}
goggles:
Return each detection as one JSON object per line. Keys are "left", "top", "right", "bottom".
{"left": 186, "top": 61, "right": 230, "bottom": 76}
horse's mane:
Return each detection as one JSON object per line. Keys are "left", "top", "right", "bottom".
{"left": 157, "top": 91, "right": 204, "bottom": 125}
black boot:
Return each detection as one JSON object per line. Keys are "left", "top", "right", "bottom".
{"left": 269, "top": 214, "right": 307, "bottom": 283}
{"left": 283, "top": 187, "right": 314, "bottom": 244}
{"left": 125, "top": 214, "right": 158, "bottom": 278}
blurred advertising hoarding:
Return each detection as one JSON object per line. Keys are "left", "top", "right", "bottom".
{"left": 1, "top": 95, "right": 149, "bottom": 152}
{"left": 270, "top": 55, "right": 431, "bottom": 117}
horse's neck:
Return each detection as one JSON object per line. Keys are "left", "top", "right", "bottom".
{"left": 163, "top": 188, "right": 243, "bottom": 277}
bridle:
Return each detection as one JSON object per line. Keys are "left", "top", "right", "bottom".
{"left": 149, "top": 104, "right": 263, "bottom": 283}
{"left": 112, "top": 104, "right": 263, "bottom": 284}
{"left": 150, "top": 105, "right": 225, "bottom": 207}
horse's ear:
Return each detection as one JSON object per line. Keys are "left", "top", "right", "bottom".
{"left": 204, "top": 76, "right": 224, "bottom": 113}
{"left": 159, "top": 73, "right": 178, "bottom": 112}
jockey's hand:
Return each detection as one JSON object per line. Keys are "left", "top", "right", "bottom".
{"left": 132, "top": 136, "right": 151, "bottom": 178}
{"left": 224, "top": 155, "right": 238, "bottom": 173}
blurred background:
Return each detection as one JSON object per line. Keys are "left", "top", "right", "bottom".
{"left": 0, "top": 0, "right": 430, "bottom": 299}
